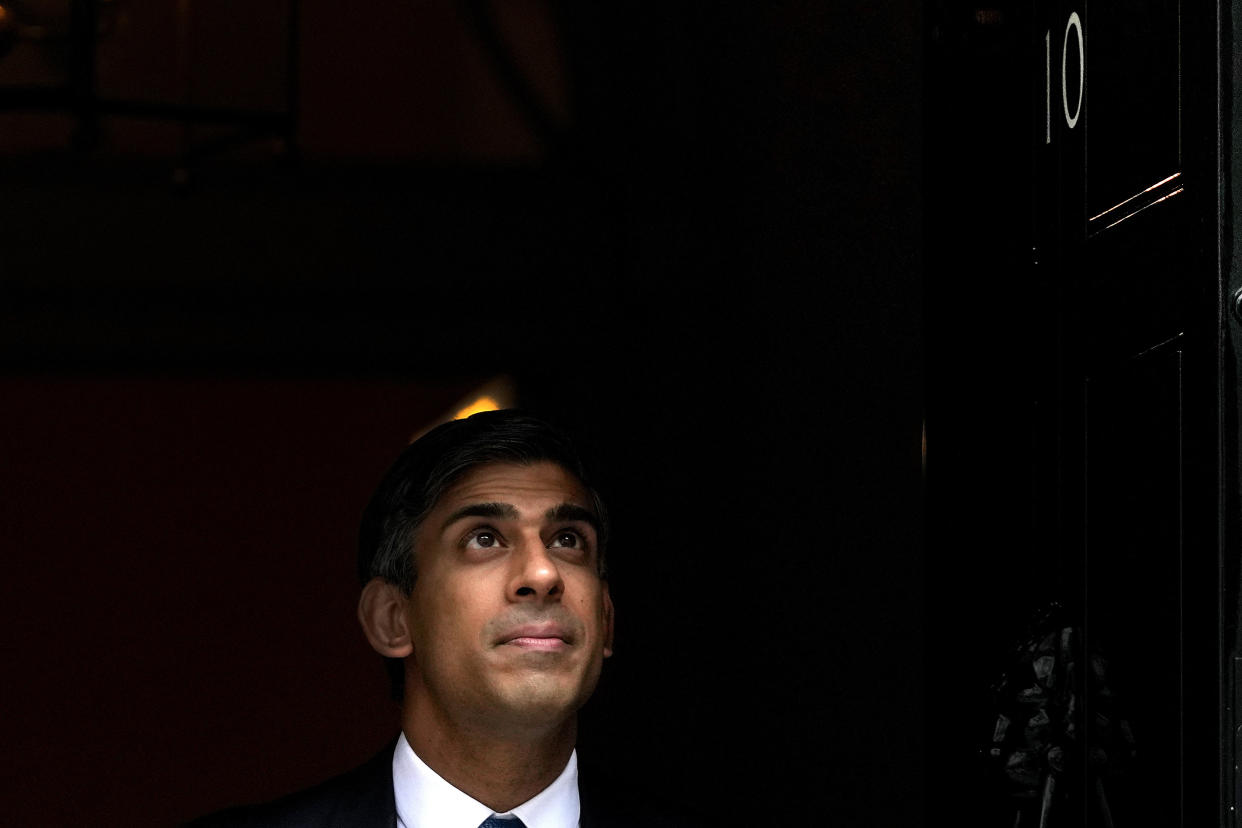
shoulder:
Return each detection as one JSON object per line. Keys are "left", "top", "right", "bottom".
{"left": 577, "top": 755, "right": 707, "bottom": 828}
{"left": 185, "top": 741, "right": 397, "bottom": 828}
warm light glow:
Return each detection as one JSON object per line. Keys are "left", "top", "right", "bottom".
{"left": 1090, "top": 173, "right": 1181, "bottom": 223}
{"left": 408, "top": 376, "right": 517, "bottom": 443}
{"left": 1104, "top": 187, "right": 1184, "bottom": 230}
{"left": 453, "top": 396, "right": 502, "bottom": 420}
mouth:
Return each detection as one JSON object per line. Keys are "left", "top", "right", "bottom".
{"left": 504, "top": 636, "right": 567, "bottom": 651}
{"left": 496, "top": 623, "right": 572, "bottom": 651}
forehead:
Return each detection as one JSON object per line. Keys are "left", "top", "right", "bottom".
{"left": 434, "top": 461, "right": 589, "bottom": 512}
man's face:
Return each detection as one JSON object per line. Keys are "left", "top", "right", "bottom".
{"left": 403, "top": 460, "right": 614, "bottom": 738}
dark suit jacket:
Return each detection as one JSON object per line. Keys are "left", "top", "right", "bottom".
{"left": 186, "top": 739, "right": 695, "bottom": 828}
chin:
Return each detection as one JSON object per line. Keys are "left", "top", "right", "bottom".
{"left": 494, "top": 675, "right": 591, "bottom": 725}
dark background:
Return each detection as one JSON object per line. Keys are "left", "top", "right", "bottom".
{"left": 0, "top": 2, "right": 924, "bottom": 826}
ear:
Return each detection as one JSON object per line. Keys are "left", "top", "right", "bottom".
{"left": 357, "top": 577, "right": 414, "bottom": 658}
{"left": 601, "top": 581, "right": 615, "bottom": 659}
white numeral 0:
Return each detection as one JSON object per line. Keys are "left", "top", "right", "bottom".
{"left": 1045, "top": 12, "right": 1084, "bottom": 141}
{"left": 1062, "top": 12, "right": 1084, "bottom": 129}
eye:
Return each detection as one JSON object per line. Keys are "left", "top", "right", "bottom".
{"left": 465, "top": 529, "right": 501, "bottom": 549}
{"left": 549, "top": 530, "right": 582, "bottom": 549}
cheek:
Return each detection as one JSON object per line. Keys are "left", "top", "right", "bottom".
{"left": 569, "top": 582, "right": 609, "bottom": 631}
{"left": 416, "top": 579, "right": 496, "bottom": 650}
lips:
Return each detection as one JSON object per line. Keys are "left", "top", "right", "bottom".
{"left": 496, "top": 622, "right": 573, "bottom": 649}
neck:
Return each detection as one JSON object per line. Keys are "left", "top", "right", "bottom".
{"left": 401, "top": 698, "right": 577, "bottom": 813}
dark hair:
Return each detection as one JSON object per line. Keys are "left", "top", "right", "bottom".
{"left": 357, "top": 409, "right": 609, "bottom": 699}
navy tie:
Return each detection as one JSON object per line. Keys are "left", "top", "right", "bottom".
{"left": 478, "top": 818, "right": 526, "bottom": 828}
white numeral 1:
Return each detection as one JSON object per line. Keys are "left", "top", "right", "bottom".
{"left": 1045, "top": 30, "right": 1051, "bottom": 143}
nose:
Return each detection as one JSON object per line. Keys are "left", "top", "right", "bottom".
{"left": 508, "top": 538, "right": 564, "bottom": 601}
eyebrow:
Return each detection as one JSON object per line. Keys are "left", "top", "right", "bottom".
{"left": 545, "top": 503, "right": 602, "bottom": 535}
{"left": 438, "top": 501, "right": 601, "bottom": 535}
{"left": 439, "top": 502, "right": 519, "bottom": 532}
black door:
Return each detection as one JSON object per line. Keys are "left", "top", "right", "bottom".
{"left": 926, "top": 0, "right": 1235, "bottom": 825}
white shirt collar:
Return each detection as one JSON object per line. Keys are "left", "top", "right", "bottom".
{"left": 392, "top": 731, "right": 580, "bottom": 828}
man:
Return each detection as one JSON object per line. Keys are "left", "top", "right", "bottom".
{"left": 191, "top": 410, "right": 686, "bottom": 828}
